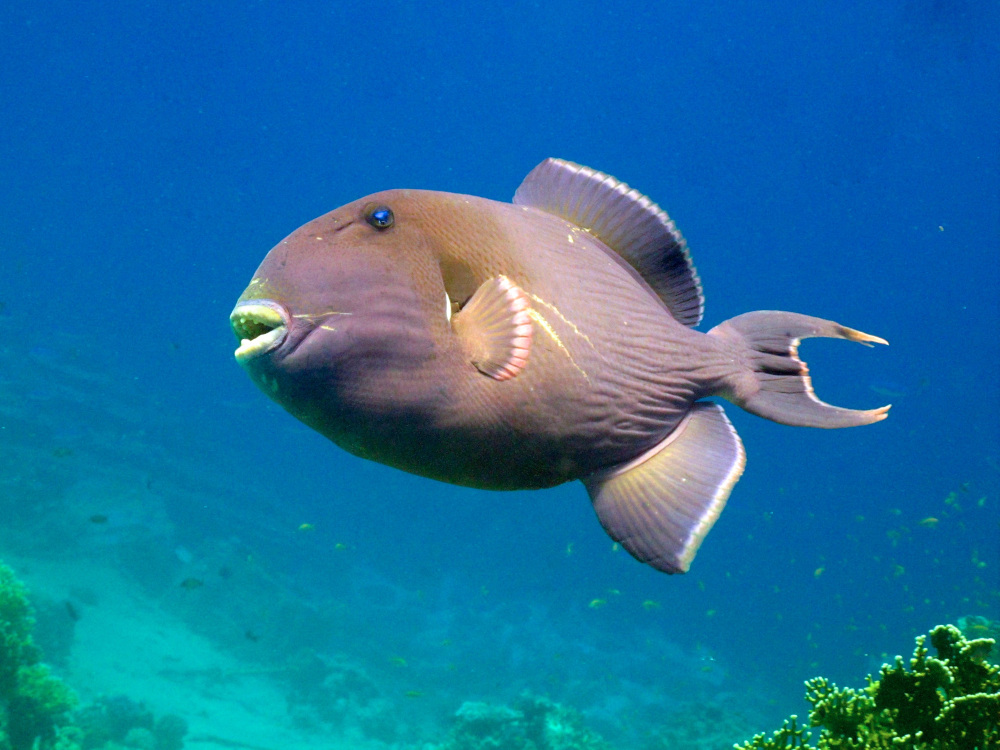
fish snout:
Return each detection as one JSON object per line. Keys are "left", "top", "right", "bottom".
{"left": 230, "top": 300, "right": 290, "bottom": 362}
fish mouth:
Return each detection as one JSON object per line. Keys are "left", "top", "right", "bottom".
{"left": 230, "top": 300, "right": 290, "bottom": 362}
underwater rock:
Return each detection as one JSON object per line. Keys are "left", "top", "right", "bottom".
{"left": 737, "top": 624, "right": 999, "bottom": 749}
{"left": 282, "top": 649, "right": 400, "bottom": 742}
{"left": 152, "top": 714, "right": 187, "bottom": 750}
{"left": 72, "top": 694, "right": 186, "bottom": 750}
{"left": 446, "top": 701, "right": 524, "bottom": 746}
{"left": 29, "top": 596, "right": 79, "bottom": 669}
{"left": 432, "top": 693, "right": 610, "bottom": 750}
{"left": 643, "top": 700, "right": 759, "bottom": 749}
{"left": 73, "top": 694, "right": 154, "bottom": 748}
{"left": 123, "top": 727, "right": 157, "bottom": 750}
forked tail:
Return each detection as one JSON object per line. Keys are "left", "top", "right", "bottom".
{"left": 709, "top": 311, "right": 890, "bottom": 428}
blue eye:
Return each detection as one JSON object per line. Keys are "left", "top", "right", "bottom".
{"left": 364, "top": 203, "right": 394, "bottom": 229}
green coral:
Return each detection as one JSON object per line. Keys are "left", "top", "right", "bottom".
{"left": 737, "top": 625, "right": 999, "bottom": 750}
{"left": 736, "top": 717, "right": 811, "bottom": 749}
{"left": 0, "top": 562, "right": 39, "bottom": 698}
{"left": 0, "top": 560, "right": 77, "bottom": 750}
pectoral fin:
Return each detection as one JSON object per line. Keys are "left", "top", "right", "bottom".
{"left": 452, "top": 276, "right": 533, "bottom": 381}
{"left": 583, "top": 402, "right": 746, "bottom": 574}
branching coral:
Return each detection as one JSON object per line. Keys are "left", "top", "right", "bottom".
{"left": 736, "top": 717, "right": 811, "bottom": 750}
{"left": 0, "top": 561, "right": 77, "bottom": 750}
{"left": 0, "top": 562, "right": 187, "bottom": 750}
{"left": 737, "top": 625, "right": 999, "bottom": 749}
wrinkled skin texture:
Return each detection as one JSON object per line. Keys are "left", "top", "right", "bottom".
{"left": 235, "top": 189, "right": 736, "bottom": 490}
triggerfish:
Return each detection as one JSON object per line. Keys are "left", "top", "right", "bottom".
{"left": 231, "top": 159, "right": 889, "bottom": 574}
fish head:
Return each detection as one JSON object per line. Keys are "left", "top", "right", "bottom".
{"left": 230, "top": 190, "right": 458, "bottom": 428}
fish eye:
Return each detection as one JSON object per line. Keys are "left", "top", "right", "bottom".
{"left": 363, "top": 203, "right": 394, "bottom": 230}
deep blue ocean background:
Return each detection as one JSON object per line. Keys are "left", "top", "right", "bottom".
{"left": 1, "top": 1, "right": 997, "bottom": 748}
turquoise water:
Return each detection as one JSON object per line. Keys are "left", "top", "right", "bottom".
{"left": 1, "top": 2, "right": 997, "bottom": 748}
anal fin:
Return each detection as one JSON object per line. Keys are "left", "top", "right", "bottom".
{"left": 452, "top": 276, "right": 533, "bottom": 381}
{"left": 583, "top": 402, "right": 746, "bottom": 574}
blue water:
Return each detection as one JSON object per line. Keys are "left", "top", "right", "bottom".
{"left": 1, "top": 1, "right": 997, "bottom": 747}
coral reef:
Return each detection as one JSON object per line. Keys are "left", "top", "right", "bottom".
{"left": 0, "top": 561, "right": 186, "bottom": 750}
{"left": 0, "top": 560, "right": 77, "bottom": 750}
{"left": 432, "top": 692, "right": 611, "bottom": 750}
{"left": 72, "top": 694, "right": 187, "bottom": 750}
{"left": 736, "top": 624, "right": 999, "bottom": 749}
{"left": 282, "top": 648, "right": 402, "bottom": 742}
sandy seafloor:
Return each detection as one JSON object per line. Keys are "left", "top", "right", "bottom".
{"left": 0, "top": 324, "right": 376, "bottom": 749}
{"left": 0, "top": 329, "right": 321, "bottom": 748}
{"left": 2, "top": 332, "right": 397, "bottom": 749}
{"left": 0, "top": 314, "right": 777, "bottom": 749}
{"left": 10, "top": 555, "right": 316, "bottom": 750}
{"left": 1, "top": 286, "right": 996, "bottom": 749}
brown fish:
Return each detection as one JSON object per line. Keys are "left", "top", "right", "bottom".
{"left": 230, "top": 159, "right": 889, "bottom": 574}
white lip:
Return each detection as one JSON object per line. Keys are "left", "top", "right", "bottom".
{"left": 230, "top": 301, "right": 289, "bottom": 362}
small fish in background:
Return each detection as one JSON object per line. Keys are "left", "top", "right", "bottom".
{"left": 88, "top": 514, "right": 109, "bottom": 524}
{"left": 231, "top": 158, "right": 890, "bottom": 574}
{"left": 868, "top": 376, "right": 928, "bottom": 399}
{"left": 694, "top": 643, "right": 721, "bottom": 676}
{"left": 179, "top": 577, "right": 204, "bottom": 590}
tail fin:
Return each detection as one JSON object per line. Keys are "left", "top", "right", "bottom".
{"left": 709, "top": 311, "right": 890, "bottom": 428}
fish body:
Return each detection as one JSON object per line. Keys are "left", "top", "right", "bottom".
{"left": 237, "top": 190, "right": 717, "bottom": 490}
{"left": 232, "top": 159, "right": 889, "bottom": 573}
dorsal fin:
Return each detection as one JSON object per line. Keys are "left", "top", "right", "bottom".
{"left": 513, "top": 158, "right": 704, "bottom": 327}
